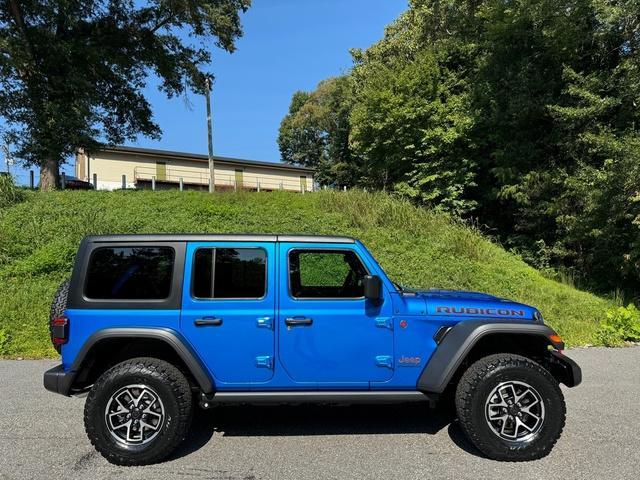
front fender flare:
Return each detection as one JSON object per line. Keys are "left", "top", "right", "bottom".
{"left": 417, "top": 321, "right": 572, "bottom": 393}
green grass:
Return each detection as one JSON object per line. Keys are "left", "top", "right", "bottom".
{"left": 0, "top": 189, "right": 613, "bottom": 357}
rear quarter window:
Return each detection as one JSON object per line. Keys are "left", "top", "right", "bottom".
{"left": 84, "top": 247, "right": 175, "bottom": 300}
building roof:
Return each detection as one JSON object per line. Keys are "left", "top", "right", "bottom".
{"left": 85, "top": 234, "right": 355, "bottom": 244}
{"left": 99, "top": 145, "right": 314, "bottom": 173}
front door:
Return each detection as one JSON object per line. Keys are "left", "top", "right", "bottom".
{"left": 181, "top": 242, "right": 275, "bottom": 385}
{"left": 277, "top": 244, "right": 394, "bottom": 387}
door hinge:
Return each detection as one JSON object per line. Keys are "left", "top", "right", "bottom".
{"left": 255, "top": 355, "right": 273, "bottom": 369}
{"left": 375, "top": 317, "right": 393, "bottom": 330}
{"left": 375, "top": 355, "right": 394, "bottom": 369}
{"left": 256, "top": 316, "right": 273, "bottom": 330}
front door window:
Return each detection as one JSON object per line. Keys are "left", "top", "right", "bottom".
{"left": 289, "top": 249, "right": 367, "bottom": 298}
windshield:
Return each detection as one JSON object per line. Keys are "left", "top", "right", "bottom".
{"left": 390, "top": 278, "right": 418, "bottom": 293}
{"left": 356, "top": 240, "right": 417, "bottom": 294}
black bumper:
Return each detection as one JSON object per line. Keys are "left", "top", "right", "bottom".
{"left": 43, "top": 365, "right": 75, "bottom": 396}
{"left": 550, "top": 350, "right": 582, "bottom": 387}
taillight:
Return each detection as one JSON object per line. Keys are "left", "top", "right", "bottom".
{"left": 51, "top": 317, "right": 69, "bottom": 346}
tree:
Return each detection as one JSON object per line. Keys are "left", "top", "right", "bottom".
{"left": 278, "top": 76, "right": 360, "bottom": 188}
{"left": 0, "top": 0, "right": 251, "bottom": 190}
{"left": 278, "top": 0, "right": 640, "bottom": 298}
{"left": 544, "top": 63, "right": 640, "bottom": 297}
{"left": 350, "top": 49, "right": 476, "bottom": 214}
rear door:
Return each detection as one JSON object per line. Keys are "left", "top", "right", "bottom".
{"left": 277, "top": 243, "right": 394, "bottom": 387}
{"left": 180, "top": 242, "right": 275, "bottom": 385}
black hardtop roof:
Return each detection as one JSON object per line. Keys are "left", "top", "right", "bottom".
{"left": 84, "top": 234, "right": 355, "bottom": 244}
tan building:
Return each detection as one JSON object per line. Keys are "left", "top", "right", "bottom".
{"left": 75, "top": 146, "right": 314, "bottom": 192}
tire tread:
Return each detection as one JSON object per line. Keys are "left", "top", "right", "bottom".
{"left": 84, "top": 357, "right": 192, "bottom": 466}
{"left": 455, "top": 353, "right": 566, "bottom": 461}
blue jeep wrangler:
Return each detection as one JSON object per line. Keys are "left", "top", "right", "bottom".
{"left": 44, "top": 234, "right": 581, "bottom": 465}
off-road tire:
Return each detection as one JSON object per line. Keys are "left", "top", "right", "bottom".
{"left": 84, "top": 357, "right": 192, "bottom": 466}
{"left": 49, "top": 278, "right": 70, "bottom": 349}
{"left": 455, "top": 353, "right": 566, "bottom": 461}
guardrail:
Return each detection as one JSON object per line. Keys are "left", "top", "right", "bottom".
{"left": 7, "top": 168, "right": 323, "bottom": 193}
{"left": 133, "top": 165, "right": 311, "bottom": 192}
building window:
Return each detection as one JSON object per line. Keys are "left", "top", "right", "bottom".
{"left": 288, "top": 249, "right": 368, "bottom": 299}
{"left": 85, "top": 247, "right": 175, "bottom": 300}
{"left": 192, "top": 248, "right": 266, "bottom": 299}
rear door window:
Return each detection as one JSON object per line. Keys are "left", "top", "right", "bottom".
{"left": 192, "top": 248, "right": 267, "bottom": 299}
{"left": 84, "top": 247, "right": 175, "bottom": 300}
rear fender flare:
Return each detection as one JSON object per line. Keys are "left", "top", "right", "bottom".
{"left": 67, "top": 327, "right": 214, "bottom": 394}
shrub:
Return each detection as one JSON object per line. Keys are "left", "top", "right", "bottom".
{"left": 0, "top": 190, "right": 614, "bottom": 356}
{"left": 0, "top": 328, "right": 10, "bottom": 355}
{"left": 596, "top": 305, "right": 640, "bottom": 346}
{"left": 0, "top": 174, "right": 25, "bottom": 209}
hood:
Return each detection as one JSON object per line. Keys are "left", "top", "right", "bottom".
{"left": 404, "top": 288, "right": 538, "bottom": 321}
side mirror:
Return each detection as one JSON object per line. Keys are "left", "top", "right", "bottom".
{"left": 363, "top": 275, "right": 383, "bottom": 305}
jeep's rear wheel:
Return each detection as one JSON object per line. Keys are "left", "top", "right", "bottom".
{"left": 84, "top": 357, "right": 192, "bottom": 466}
{"left": 455, "top": 353, "right": 566, "bottom": 461}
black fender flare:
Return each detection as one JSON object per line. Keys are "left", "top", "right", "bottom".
{"left": 48, "top": 327, "right": 214, "bottom": 396}
{"left": 417, "top": 321, "right": 580, "bottom": 393}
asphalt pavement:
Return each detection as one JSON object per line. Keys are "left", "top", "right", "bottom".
{"left": 0, "top": 347, "right": 638, "bottom": 480}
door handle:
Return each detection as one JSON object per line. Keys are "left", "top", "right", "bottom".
{"left": 194, "top": 317, "right": 223, "bottom": 327}
{"left": 285, "top": 317, "right": 313, "bottom": 327}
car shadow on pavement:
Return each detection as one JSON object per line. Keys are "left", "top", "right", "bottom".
{"left": 169, "top": 403, "right": 485, "bottom": 461}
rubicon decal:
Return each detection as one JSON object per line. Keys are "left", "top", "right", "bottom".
{"left": 436, "top": 306, "right": 526, "bottom": 317}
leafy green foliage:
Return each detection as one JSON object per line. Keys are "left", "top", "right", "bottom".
{"left": 0, "top": 327, "right": 10, "bottom": 355}
{"left": 596, "top": 305, "right": 640, "bottom": 347}
{"left": 279, "top": 0, "right": 640, "bottom": 301}
{"left": 278, "top": 77, "right": 360, "bottom": 187}
{"left": 351, "top": 50, "right": 476, "bottom": 215}
{"left": 0, "top": 189, "right": 612, "bottom": 357}
{"left": 0, "top": 0, "right": 251, "bottom": 188}
{"left": 298, "top": 253, "right": 350, "bottom": 287}
{"left": 0, "top": 173, "right": 24, "bottom": 208}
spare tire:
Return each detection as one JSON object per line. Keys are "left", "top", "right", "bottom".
{"left": 49, "top": 278, "right": 70, "bottom": 352}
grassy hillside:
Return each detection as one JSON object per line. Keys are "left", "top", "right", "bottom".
{"left": 0, "top": 189, "right": 613, "bottom": 357}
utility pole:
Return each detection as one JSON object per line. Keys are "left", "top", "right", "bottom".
{"left": 205, "top": 77, "right": 215, "bottom": 193}
{"left": 1, "top": 142, "right": 12, "bottom": 174}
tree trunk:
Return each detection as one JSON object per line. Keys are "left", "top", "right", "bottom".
{"left": 39, "top": 158, "right": 60, "bottom": 190}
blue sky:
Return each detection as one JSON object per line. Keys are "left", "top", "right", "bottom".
{"left": 5, "top": 0, "right": 407, "bottom": 184}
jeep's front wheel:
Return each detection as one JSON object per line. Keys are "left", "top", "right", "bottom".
{"left": 455, "top": 353, "right": 566, "bottom": 461}
{"left": 84, "top": 358, "right": 192, "bottom": 465}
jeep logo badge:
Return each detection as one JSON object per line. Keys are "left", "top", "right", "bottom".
{"left": 398, "top": 355, "right": 421, "bottom": 366}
